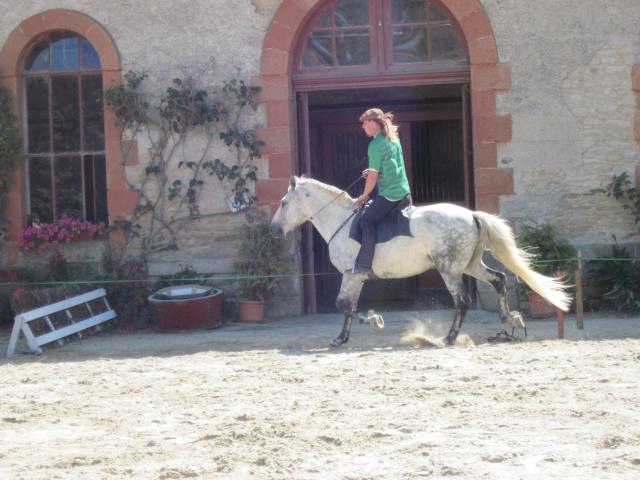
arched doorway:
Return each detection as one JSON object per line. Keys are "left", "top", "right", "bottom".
{"left": 258, "top": 0, "right": 513, "bottom": 313}
{"left": 295, "top": 0, "right": 471, "bottom": 312}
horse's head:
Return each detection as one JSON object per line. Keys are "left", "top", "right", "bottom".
{"left": 270, "top": 176, "right": 310, "bottom": 238}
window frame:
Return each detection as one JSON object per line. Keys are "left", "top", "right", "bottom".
{"left": 294, "top": 0, "right": 469, "bottom": 82}
{"left": 21, "top": 31, "right": 107, "bottom": 224}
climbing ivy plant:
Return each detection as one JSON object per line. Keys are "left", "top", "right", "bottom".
{"left": 606, "top": 172, "right": 640, "bottom": 230}
{"left": 104, "top": 72, "right": 263, "bottom": 268}
{"left": 0, "top": 87, "right": 22, "bottom": 241}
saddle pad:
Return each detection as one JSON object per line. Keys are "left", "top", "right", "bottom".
{"left": 349, "top": 197, "right": 415, "bottom": 244}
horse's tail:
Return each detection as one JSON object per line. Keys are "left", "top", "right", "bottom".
{"left": 472, "top": 211, "right": 572, "bottom": 311}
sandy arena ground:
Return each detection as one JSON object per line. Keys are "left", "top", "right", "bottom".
{"left": 1, "top": 309, "right": 640, "bottom": 480}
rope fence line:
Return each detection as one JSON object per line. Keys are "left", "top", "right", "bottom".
{"left": 0, "top": 255, "right": 637, "bottom": 288}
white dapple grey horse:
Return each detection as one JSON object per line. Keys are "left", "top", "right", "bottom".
{"left": 270, "top": 176, "right": 571, "bottom": 347}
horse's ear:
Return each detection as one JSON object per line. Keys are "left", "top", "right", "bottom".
{"left": 289, "top": 175, "right": 297, "bottom": 190}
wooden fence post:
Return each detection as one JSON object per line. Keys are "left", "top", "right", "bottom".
{"left": 556, "top": 271, "right": 564, "bottom": 339}
{"left": 575, "top": 250, "right": 584, "bottom": 330}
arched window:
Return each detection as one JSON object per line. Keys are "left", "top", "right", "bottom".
{"left": 297, "top": 0, "right": 467, "bottom": 76}
{"left": 23, "top": 32, "right": 107, "bottom": 224}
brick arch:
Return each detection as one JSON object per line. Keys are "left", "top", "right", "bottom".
{"left": 257, "top": 0, "right": 512, "bottom": 213}
{"left": 0, "top": 9, "right": 137, "bottom": 240}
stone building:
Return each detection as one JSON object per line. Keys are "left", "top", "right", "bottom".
{"left": 0, "top": 0, "right": 639, "bottom": 315}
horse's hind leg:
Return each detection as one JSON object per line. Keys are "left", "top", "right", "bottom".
{"left": 439, "top": 271, "right": 471, "bottom": 345}
{"left": 464, "top": 260, "right": 525, "bottom": 331}
{"left": 331, "top": 274, "right": 366, "bottom": 347}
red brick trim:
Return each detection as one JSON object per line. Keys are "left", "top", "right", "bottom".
{"left": 258, "top": 0, "right": 513, "bottom": 208}
{"left": 0, "top": 9, "right": 137, "bottom": 240}
{"left": 475, "top": 194, "right": 500, "bottom": 214}
{"left": 475, "top": 168, "right": 514, "bottom": 195}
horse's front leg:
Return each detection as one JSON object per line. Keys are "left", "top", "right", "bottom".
{"left": 331, "top": 274, "right": 365, "bottom": 347}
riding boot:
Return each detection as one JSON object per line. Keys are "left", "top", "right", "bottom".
{"left": 353, "top": 223, "right": 375, "bottom": 274}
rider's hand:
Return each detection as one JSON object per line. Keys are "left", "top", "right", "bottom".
{"left": 362, "top": 168, "right": 372, "bottom": 179}
{"left": 356, "top": 194, "right": 368, "bottom": 206}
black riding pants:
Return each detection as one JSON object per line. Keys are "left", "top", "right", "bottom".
{"left": 354, "top": 195, "right": 402, "bottom": 269}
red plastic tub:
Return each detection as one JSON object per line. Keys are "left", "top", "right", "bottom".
{"left": 148, "top": 285, "right": 223, "bottom": 330}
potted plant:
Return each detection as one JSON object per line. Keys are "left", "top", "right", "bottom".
{"left": 233, "top": 222, "right": 290, "bottom": 322}
{"left": 518, "top": 222, "right": 576, "bottom": 318}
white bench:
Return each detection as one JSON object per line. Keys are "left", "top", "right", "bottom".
{"left": 6, "top": 288, "right": 116, "bottom": 356}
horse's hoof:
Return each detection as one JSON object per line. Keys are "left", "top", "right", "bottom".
{"left": 510, "top": 311, "right": 526, "bottom": 329}
{"left": 330, "top": 337, "right": 345, "bottom": 348}
{"left": 371, "top": 313, "right": 384, "bottom": 329}
{"left": 359, "top": 310, "right": 384, "bottom": 329}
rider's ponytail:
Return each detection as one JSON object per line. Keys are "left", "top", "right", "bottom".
{"left": 359, "top": 108, "right": 399, "bottom": 142}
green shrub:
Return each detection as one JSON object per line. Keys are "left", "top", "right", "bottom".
{"left": 233, "top": 222, "right": 290, "bottom": 301}
{"left": 596, "top": 244, "right": 640, "bottom": 312}
{"left": 518, "top": 222, "right": 576, "bottom": 279}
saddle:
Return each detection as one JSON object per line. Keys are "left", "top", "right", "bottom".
{"left": 349, "top": 196, "right": 415, "bottom": 244}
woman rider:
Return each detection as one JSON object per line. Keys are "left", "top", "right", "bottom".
{"left": 350, "top": 108, "right": 411, "bottom": 275}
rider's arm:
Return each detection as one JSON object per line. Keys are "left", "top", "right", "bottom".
{"left": 357, "top": 170, "right": 378, "bottom": 204}
{"left": 357, "top": 140, "right": 383, "bottom": 205}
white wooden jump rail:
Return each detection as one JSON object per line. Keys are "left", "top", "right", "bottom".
{"left": 6, "top": 288, "right": 116, "bottom": 356}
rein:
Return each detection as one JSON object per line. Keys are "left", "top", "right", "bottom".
{"left": 327, "top": 209, "right": 359, "bottom": 245}
{"left": 308, "top": 177, "right": 364, "bottom": 245}
{"left": 308, "top": 177, "right": 363, "bottom": 222}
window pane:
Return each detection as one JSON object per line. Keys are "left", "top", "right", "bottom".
{"left": 81, "top": 39, "right": 101, "bottom": 70}
{"left": 336, "top": 29, "right": 370, "bottom": 66}
{"left": 335, "top": 0, "right": 369, "bottom": 27}
{"left": 26, "top": 77, "right": 50, "bottom": 153}
{"left": 301, "top": 31, "right": 333, "bottom": 67}
{"left": 83, "top": 155, "right": 95, "bottom": 221}
{"left": 51, "top": 33, "right": 78, "bottom": 71}
{"left": 55, "top": 156, "right": 83, "bottom": 219}
{"left": 392, "top": 0, "right": 427, "bottom": 24}
{"left": 24, "top": 39, "right": 49, "bottom": 71}
{"left": 28, "top": 157, "right": 53, "bottom": 223}
{"left": 432, "top": 24, "right": 466, "bottom": 62}
{"left": 393, "top": 27, "right": 428, "bottom": 63}
{"left": 84, "top": 154, "right": 108, "bottom": 223}
{"left": 82, "top": 75, "right": 105, "bottom": 150}
{"left": 52, "top": 76, "right": 80, "bottom": 152}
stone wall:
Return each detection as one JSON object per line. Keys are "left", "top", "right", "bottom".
{"left": 477, "top": 0, "right": 640, "bottom": 310}
{"left": 0, "top": 1, "right": 301, "bottom": 316}
{"left": 483, "top": 0, "right": 640, "bottom": 246}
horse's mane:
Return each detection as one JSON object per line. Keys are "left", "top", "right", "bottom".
{"left": 298, "top": 176, "right": 355, "bottom": 208}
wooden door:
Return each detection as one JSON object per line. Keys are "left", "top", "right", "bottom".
{"left": 303, "top": 102, "right": 471, "bottom": 312}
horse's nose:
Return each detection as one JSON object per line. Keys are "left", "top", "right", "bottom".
{"left": 270, "top": 221, "right": 283, "bottom": 238}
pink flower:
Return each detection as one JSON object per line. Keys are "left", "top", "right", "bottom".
{"left": 19, "top": 216, "right": 108, "bottom": 255}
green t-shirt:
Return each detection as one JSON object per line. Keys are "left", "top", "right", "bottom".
{"left": 367, "top": 132, "right": 411, "bottom": 201}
